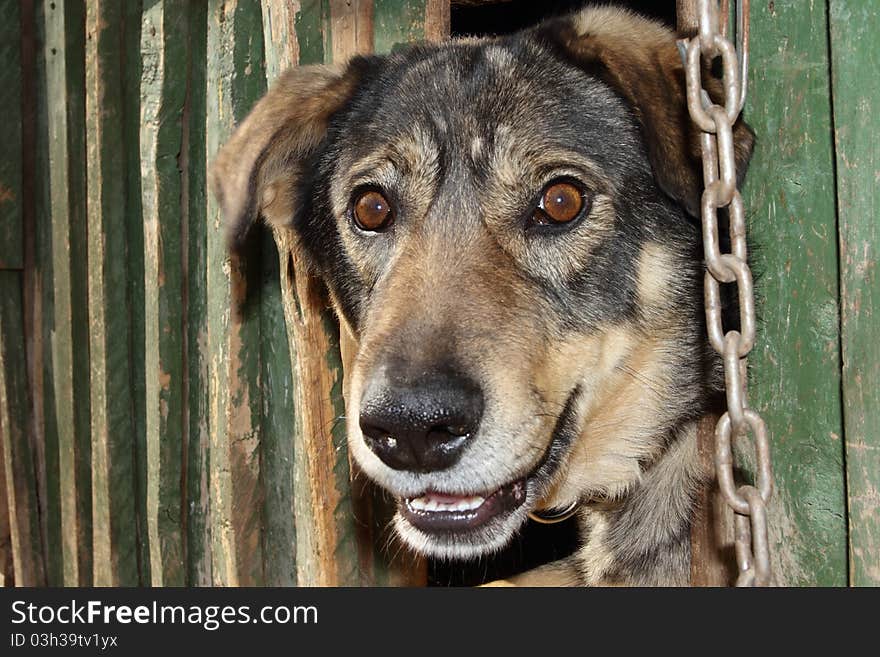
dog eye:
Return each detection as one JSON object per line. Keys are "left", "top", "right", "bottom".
{"left": 353, "top": 189, "right": 394, "bottom": 231}
{"left": 533, "top": 180, "right": 589, "bottom": 225}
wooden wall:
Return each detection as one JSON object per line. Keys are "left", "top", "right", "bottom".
{"left": 0, "top": 0, "right": 445, "bottom": 587}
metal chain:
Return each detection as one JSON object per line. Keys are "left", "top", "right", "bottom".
{"left": 681, "top": 0, "right": 774, "bottom": 587}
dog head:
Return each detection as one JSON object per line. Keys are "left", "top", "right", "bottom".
{"left": 211, "top": 8, "right": 753, "bottom": 561}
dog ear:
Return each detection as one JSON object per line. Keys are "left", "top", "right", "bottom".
{"left": 209, "top": 62, "right": 364, "bottom": 247}
{"left": 540, "top": 8, "right": 754, "bottom": 217}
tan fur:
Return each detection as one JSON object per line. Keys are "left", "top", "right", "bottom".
{"left": 210, "top": 63, "right": 358, "bottom": 241}
{"left": 563, "top": 7, "right": 754, "bottom": 216}
{"left": 637, "top": 242, "right": 676, "bottom": 308}
{"left": 537, "top": 328, "right": 683, "bottom": 507}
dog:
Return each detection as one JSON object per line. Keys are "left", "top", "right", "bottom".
{"left": 210, "top": 6, "right": 754, "bottom": 586}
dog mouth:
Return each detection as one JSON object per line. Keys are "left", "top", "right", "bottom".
{"left": 401, "top": 479, "right": 527, "bottom": 533}
{"left": 388, "top": 385, "right": 583, "bottom": 559}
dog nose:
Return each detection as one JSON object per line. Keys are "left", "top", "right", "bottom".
{"left": 359, "top": 371, "right": 483, "bottom": 473}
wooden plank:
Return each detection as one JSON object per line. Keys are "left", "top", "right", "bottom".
{"left": 829, "top": 0, "right": 880, "bottom": 586}
{"left": 122, "top": 0, "right": 150, "bottom": 587}
{"left": 260, "top": 0, "right": 359, "bottom": 588}
{"left": 424, "top": 0, "right": 451, "bottom": 41}
{"left": 0, "top": 0, "right": 23, "bottom": 270}
{"left": 328, "top": 0, "right": 373, "bottom": 62}
{"left": 271, "top": 230, "right": 360, "bottom": 586}
{"left": 743, "top": 0, "right": 847, "bottom": 585}
{"left": 20, "top": 0, "right": 46, "bottom": 588}
{"left": 373, "top": 0, "right": 428, "bottom": 52}
{"left": 85, "top": 0, "right": 141, "bottom": 588}
{"left": 140, "top": 0, "right": 192, "bottom": 587}
{"left": 184, "top": 0, "right": 212, "bottom": 587}
{"left": 43, "top": 0, "right": 92, "bottom": 587}
{"left": 206, "top": 0, "right": 265, "bottom": 587}
{"left": 29, "top": 0, "right": 59, "bottom": 586}
{"left": 0, "top": 271, "right": 44, "bottom": 585}
{"left": 258, "top": 237, "right": 298, "bottom": 587}
{"left": 259, "top": 0, "right": 299, "bottom": 588}
{"left": 0, "top": 416, "right": 10, "bottom": 586}
{"left": 292, "top": 0, "right": 325, "bottom": 66}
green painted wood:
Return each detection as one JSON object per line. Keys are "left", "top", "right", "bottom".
{"left": 743, "top": 0, "right": 847, "bottom": 585}
{"left": 140, "top": 0, "right": 192, "bottom": 587}
{"left": 85, "top": 0, "right": 141, "bottom": 588}
{"left": 122, "top": 0, "right": 149, "bottom": 587}
{"left": 0, "top": 271, "right": 44, "bottom": 585}
{"left": 373, "top": 0, "right": 426, "bottom": 53}
{"left": 30, "top": 0, "right": 61, "bottom": 586}
{"left": 42, "top": 0, "right": 93, "bottom": 586}
{"left": 258, "top": 236, "right": 298, "bottom": 587}
{"left": 294, "top": 0, "right": 326, "bottom": 66}
{"left": 206, "top": 0, "right": 265, "bottom": 587}
{"left": 829, "top": 0, "right": 880, "bottom": 586}
{"left": 0, "top": 0, "right": 23, "bottom": 270}
{"left": 184, "top": 0, "right": 212, "bottom": 588}
{"left": 259, "top": 2, "right": 299, "bottom": 588}
{"left": 261, "top": 0, "right": 363, "bottom": 587}
{"left": 0, "top": 411, "right": 11, "bottom": 585}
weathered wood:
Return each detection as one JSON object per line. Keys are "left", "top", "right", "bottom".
{"left": 0, "top": 271, "right": 44, "bottom": 585}
{"left": 0, "top": 0, "right": 23, "bottom": 270}
{"left": 292, "top": 0, "right": 325, "bottom": 66}
{"left": 829, "top": 0, "right": 880, "bottom": 586}
{"left": 28, "top": 0, "right": 55, "bottom": 586}
{"left": 140, "top": 0, "right": 191, "bottom": 587}
{"left": 85, "top": 0, "right": 141, "bottom": 588}
{"left": 206, "top": 0, "right": 265, "bottom": 586}
{"left": 373, "top": 0, "right": 429, "bottom": 52}
{"left": 122, "top": 0, "right": 150, "bottom": 587}
{"left": 259, "top": 0, "right": 300, "bottom": 588}
{"left": 18, "top": 0, "right": 41, "bottom": 589}
{"left": 42, "top": 0, "right": 92, "bottom": 586}
{"left": 329, "top": 0, "right": 374, "bottom": 62}
{"left": 261, "top": 0, "right": 360, "bottom": 588}
{"left": 184, "top": 0, "right": 212, "bottom": 587}
{"left": 0, "top": 421, "right": 10, "bottom": 586}
{"left": 425, "top": 0, "right": 451, "bottom": 41}
{"left": 259, "top": 235, "right": 298, "bottom": 587}
{"left": 743, "top": 0, "right": 847, "bottom": 585}
{"left": 272, "top": 231, "right": 360, "bottom": 586}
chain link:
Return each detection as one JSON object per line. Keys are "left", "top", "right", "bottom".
{"left": 681, "top": 0, "right": 774, "bottom": 587}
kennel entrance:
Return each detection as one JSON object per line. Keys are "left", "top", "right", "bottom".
{"left": 0, "top": 0, "right": 874, "bottom": 587}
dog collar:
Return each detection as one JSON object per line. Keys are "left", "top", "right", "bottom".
{"left": 527, "top": 501, "right": 579, "bottom": 524}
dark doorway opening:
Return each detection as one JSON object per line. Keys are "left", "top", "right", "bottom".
{"left": 451, "top": 0, "right": 676, "bottom": 38}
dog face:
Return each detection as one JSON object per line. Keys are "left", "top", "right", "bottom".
{"left": 212, "top": 8, "right": 753, "bottom": 562}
